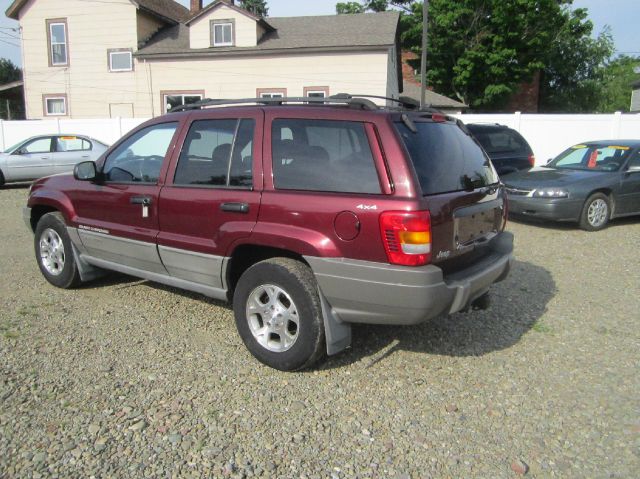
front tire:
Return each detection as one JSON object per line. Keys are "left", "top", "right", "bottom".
{"left": 233, "top": 258, "right": 325, "bottom": 371}
{"left": 579, "top": 193, "right": 610, "bottom": 231}
{"left": 34, "top": 212, "right": 82, "bottom": 289}
{"left": 0, "top": 169, "right": 5, "bottom": 187}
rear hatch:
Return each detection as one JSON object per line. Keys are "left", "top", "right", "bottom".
{"left": 394, "top": 115, "right": 506, "bottom": 272}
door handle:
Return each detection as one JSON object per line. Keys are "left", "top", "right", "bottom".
{"left": 81, "top": 155, "right": 90, "bottom": 158}
{"left": 220, "top": 202, "right": 249, "bottom": 213}
{"left": 130, "top": 196, "right": 152, "bottom": 206}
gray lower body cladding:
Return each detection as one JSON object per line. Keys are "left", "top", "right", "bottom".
{"left": 306, "top": 232, "right": 514, "bottom": 326}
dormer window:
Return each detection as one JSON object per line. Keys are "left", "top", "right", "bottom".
{"left": 211, "top": 19, "right": 234, "bottom": 47}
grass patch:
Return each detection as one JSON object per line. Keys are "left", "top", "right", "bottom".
{"left": 0, "top": 320, "right": 19, "bottom": 339}
{"left": 532, "top": 320, "right": 552, "bottom": 333}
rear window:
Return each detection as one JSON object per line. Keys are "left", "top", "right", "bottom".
{"left": 396, "top": 121, "right": 498, "bottom": 195}
{"left": 470, "top": 128, "right": 530, "bottom": 154}
{"left": 272, "top": 119, "right": 381, "bottom": 194}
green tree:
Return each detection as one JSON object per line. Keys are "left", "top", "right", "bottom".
{"left": 595, "top": 56, "right": 639, "bottom": 112}
{"left": 0, "top": 58, "right": 23, "bottom": 120}
{"left": 0, "top": 58, "right": 21, "bottom": 84}
{"left": 336, "top": 0, "right": 614, "bottom": 112}
{"left": 238, "top": 0, "right": 268, "bottom": 17}
{"left": 598, "top": 56, "right": 640, "bottom": 112}
{"left": 538, "top": 10, "right": 613, "bottom": 112}
{"left": 336, "top": 2, "right": 365, "bottom": 14}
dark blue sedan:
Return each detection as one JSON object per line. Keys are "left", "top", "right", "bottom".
{"left": 503, "top": 140, "right": 640, "bottom": 230}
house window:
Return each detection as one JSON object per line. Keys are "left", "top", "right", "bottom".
{"left": 304, "top": 86, "right": 330, "bottom": 98}
{"left": 162, "top": 91, "right": 204, "bottom": 113}
{"left": 211, "top": 20, "right": 234, "bottom": 47}
{"left": 43, "top": 95, "right": 67, "bottom": 116}
{"left": 108, "top": 49, "right": 133, "bottom": 72}
{"left": 47, "top": 19, "right": 68, "bottom": 66}
{"left": 257, "top": 88, "right": 287, "bottom": 99}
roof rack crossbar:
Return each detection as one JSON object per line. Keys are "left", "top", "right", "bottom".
{"left": 168, "top": 93, "right": 442, "bottom": 113}
{"left": 169, "top": 95, "right": 379, "bottom": 112}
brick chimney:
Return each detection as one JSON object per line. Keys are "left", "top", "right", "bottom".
{"left": 190, "top": 0, "right": 203, "bottom": 14}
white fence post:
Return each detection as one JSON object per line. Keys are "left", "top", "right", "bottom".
{"left": 611, "top": 111, "right": 622, "bottom": 138}
{"left": 514, "top": 111, "right": 522, "bottom": 132}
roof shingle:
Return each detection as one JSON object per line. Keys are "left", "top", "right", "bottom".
{"left": 136, "top": 11, "right": 400, "bottom": 57}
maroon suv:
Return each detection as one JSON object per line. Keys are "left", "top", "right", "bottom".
{"left": 24, "top": 96, "right": 513, "bottom": 371}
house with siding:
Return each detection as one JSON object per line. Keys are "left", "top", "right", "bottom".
{"left": 6, "top": 0, "right": 401, "bottom": 119}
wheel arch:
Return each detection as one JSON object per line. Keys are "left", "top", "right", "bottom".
{"left": 585, "top": 188, "right": 615, "bottom": 216}
{"left": 226, "top": 244, "right": 309, "bottom": 299}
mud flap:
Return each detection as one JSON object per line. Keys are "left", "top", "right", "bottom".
{"left": 71, "top": 243, "right": 108, "bottom": 282}
{"left": 318, "top": 288, "right": 351, "bottom": 355}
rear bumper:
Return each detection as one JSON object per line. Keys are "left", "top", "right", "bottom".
{"left": 305, "top": 232, "right": 513, "bottom": 326}
{"left": 508, "top": 196, "right": 582, "bottom": 221}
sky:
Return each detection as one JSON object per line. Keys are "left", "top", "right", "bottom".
{"left": 0, "top": 0, "right": 637, "bottom": 67}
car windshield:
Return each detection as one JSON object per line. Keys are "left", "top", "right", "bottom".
{"left": 396, "top": 120, "right": 498, "bottom": 195}
{"left": 548, "top": 144, "right": 631, "bottom": 171}
{"left": 3, "top": 140, "right": 27, "bottom": 154}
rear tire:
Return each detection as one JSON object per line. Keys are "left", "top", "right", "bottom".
{"left": 233, "top": 258, "right": 326, "bottom": 371}
{"left": 0, "top": 169, "right": 5, "bottom": 187}
{"left": 579, "top": 193, "right": 610, "bottom": 231}
{"left": 34, "top": 212, "right": 82, "bottom": 289}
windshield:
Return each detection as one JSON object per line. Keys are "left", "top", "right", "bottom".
{"left": 549, "top": 144, "right": 631, "bottom": 171}
{"left": 395, "top": 121, "right": 498, "bottom": 195}
{"left": 3, "top": 140, "right": 26, "bottom": 154}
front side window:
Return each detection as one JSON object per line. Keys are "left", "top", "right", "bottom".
{"left": 211, "top": 20, "right": 233, "bottom": 47}
{"left": 56, "top": 136, "right": 90, "bottom": 152}
{"left": 164, "top": 92, "right": 203, "bottom": 113}
{"left": 21, "top": 137, "right": 53, "bottom": 154}
{"left": 109, "top": 50, "right": 133, "bottom": 72}
{"left": 44, "top": 95, "right": 67, "bottom": 116}
{"left": 174, "top": 118, "right": 255, "bottom": 188}
{"left": 103, "top": 122, "right": 178, "bottom": 183}
{"left": 47, "top": 19, "right": 68, "bottom": 66}
{"left": 272, "top": 119, "right": 381, "bottom": 194}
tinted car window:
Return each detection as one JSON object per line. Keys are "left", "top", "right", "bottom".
{"left": 472, "top": 129, "right": 529, "bottom": 154}
{"left": 272, "top": 119, "right": 381, "bottom": 194}
{"left": 103, "top": 122, "right": 177, "bottom": 183}
{"left": 174, "top": 119, "right": 255, "bottom": 187}
{"left": 396, "top": 121, "right": 498, "bottom": 195}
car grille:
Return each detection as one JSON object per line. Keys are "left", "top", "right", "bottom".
{"left": 504, "top": 185, "right": 533, "bottom": 196}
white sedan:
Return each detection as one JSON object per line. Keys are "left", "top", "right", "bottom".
{"left": 0, "top": 134, "right": 109, "bottom": 186}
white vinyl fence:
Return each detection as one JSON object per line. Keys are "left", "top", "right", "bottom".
{"left": 1, "top": 113, "right": 639, "bottom": 166}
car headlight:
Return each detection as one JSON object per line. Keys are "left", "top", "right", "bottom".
{"left": 532, "top": 188, "right": 569, "bottom": 198}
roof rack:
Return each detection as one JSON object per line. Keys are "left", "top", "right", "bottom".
{"left": 168, "top": 93, "right": 442, "bottom": 113}
{"left": 169, "top": 95, "right": 378, "bottom": 113}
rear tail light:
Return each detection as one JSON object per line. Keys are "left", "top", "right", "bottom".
{"left": 379, "top": 210, "right": 431, "bottom": 266}
{"left": 528, "top": 153, "right": 535, "bottom": 167}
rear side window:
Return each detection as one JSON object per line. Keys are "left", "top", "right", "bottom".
{"left": 472, "top": 128, "right": 530, "bottom": 154}
{"left": 174, "top": 119, "right": 255, "bottom": 187}
{"left": 272, "top": 119, "right": 381, "bottom": 194}
{"left": 396, "top": 121, "right": 498, "bottom": 195}
{"left": 56, "top": 136, "right": 90, "bottom": 152}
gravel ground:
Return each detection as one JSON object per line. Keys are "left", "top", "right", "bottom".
{"left": 1, "top": 184, "right": 639, "bottom": 479}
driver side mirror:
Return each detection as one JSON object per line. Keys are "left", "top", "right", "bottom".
{"left": 74, "top": 161, "right": 98, "bottom": 181}
{"left": 546, "top": 158, "right": 553, "bottom": 164}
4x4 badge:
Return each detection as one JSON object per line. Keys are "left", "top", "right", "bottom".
{"left": 356, "top": 204, "right": 378, "bottom": 210}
